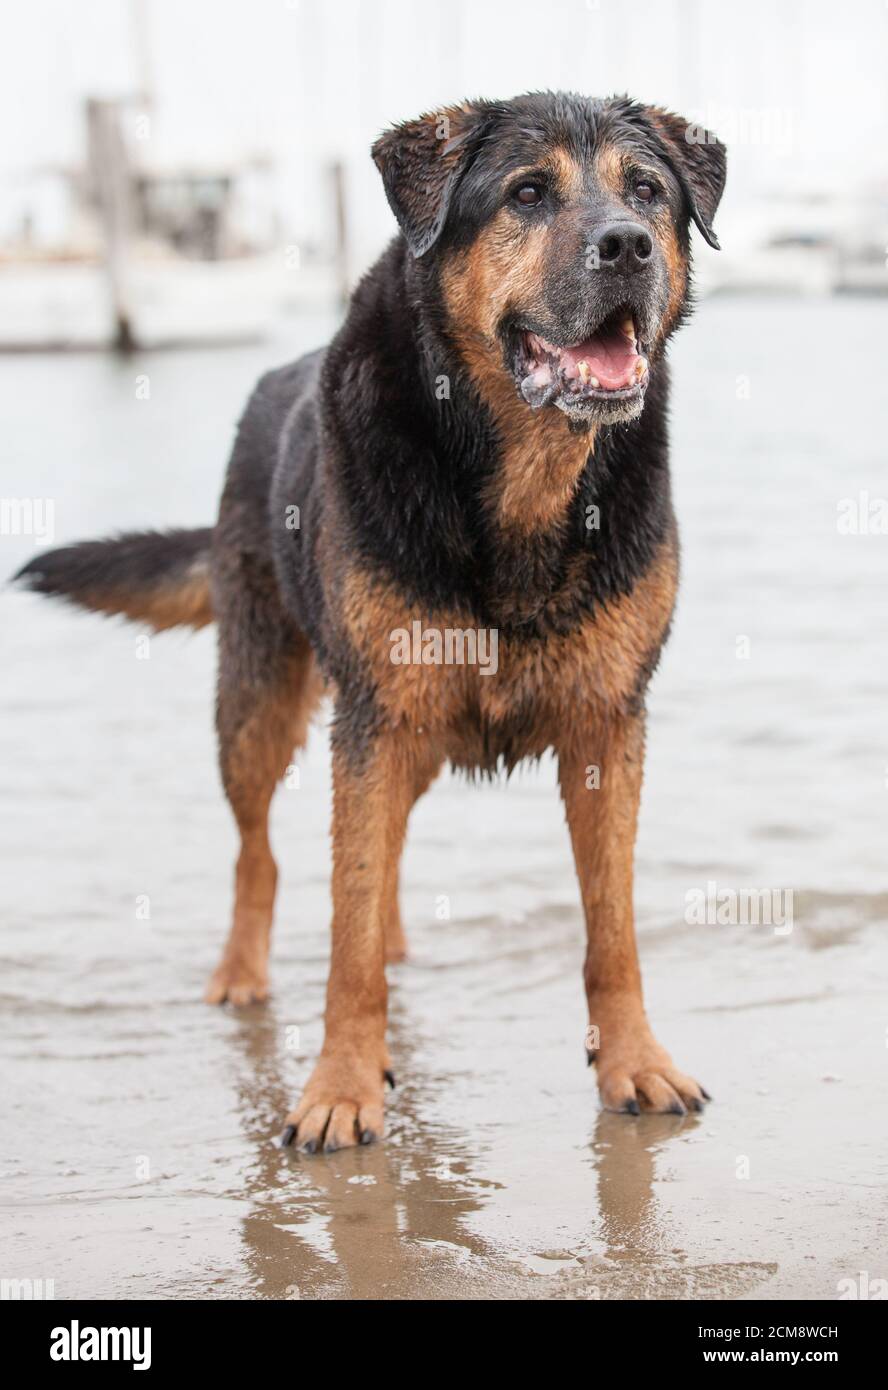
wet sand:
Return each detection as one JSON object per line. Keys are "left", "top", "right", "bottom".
{"left": 2, "top": 297, "right": 887, "bottom": 1299}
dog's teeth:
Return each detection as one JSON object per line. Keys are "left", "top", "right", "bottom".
{"left": 588, "top": 375, "right": 600, "bottom": 388}
{"left": 621, "top": 316, "right": 634, "bottom": 336}
{"left": 577, "top": 360, "right": 592, "bottom": 384}
{"left": 635, "top": 357, "right": 647, "bottom": 379}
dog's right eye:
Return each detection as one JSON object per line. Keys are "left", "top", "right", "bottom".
{"left": 514, "top": 184, "right": 544, "bottom": 207}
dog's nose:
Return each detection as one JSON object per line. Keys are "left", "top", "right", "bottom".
{"left": 590, "top": 221, "right": 653, "bottom": 273}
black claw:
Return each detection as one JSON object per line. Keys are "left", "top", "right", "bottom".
{"left": 280, "top": 1124, "right": 297, "bottom": 1148}
{"left": 668, "top": 1102, "right": 687, "bottom": 1116}
{"left": 302, "top": 1137, "right": 319, "bottom": 1155}
{"left": 625, "top": 1099, "right": 641, "bottom": 1116}
{"left": 689, "top": 1096, "right": 704, "bottom": 1113}
{"left": 384, "top": 1069, "right": 396, "bottom": 1089}
{"left": 585, "top": 1049, "right": 598, "bottom": 1068}
{"left": 359, "top": 1129, "right": 378, "bottom": 1146}
{"left": 323, "top": 1140, "right": 340, "bottom": 1154}
{"left": 700, "top": 1087, "right": 712, "bottom": 1102}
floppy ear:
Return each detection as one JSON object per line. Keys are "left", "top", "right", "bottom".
{"left": 372, "top": 102, "right": 489, "bottom": 258}
{"left": 644, "top": 107, "right": 727, "bottom": 250}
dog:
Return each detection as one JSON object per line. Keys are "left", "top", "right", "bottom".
{"left": 17, "top": 92, "right": 726, "bottom": 1152}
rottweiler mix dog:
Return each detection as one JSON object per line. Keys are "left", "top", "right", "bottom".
{"left": 18, "top": 93, "right": 726, "bottom": 1151}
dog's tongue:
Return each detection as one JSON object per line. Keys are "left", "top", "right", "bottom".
{"left": 561, "top": 325, "right": 638, "bottom": 390}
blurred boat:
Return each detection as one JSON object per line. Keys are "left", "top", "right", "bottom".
{"left": 0, "top": 94, "right": 348, "bottom": 350}
{"left": 699, "top": 192, "right": 888, "bottom": 297}
{"left": 0, "top": 108, "right": 283, "bottom": 352}
{"left": 0, "top": 249, "right": 283, "bottom": 350}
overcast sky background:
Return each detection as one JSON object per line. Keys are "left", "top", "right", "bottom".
{"left": 2, "top": 0, "right": 886, "bottom": 269}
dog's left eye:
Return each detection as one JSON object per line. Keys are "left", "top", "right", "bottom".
{"left": 634, "top": 181, "right": 656, "bottom": 203}
{"left": 514, "top": 184, "right": 544, "bottom": 207}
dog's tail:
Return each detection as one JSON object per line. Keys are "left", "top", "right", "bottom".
{"left": 14, "top": 527, "right": 214, "bottom": 631}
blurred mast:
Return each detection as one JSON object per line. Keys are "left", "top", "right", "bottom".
{"left": 86, "top": 98, "right": 135, "bottom": 352}
{"left": 85, "top": 0, "right": 153, "bottom": 352}
{"left": 330, "top": 160, "right": 349, "bottom": 310}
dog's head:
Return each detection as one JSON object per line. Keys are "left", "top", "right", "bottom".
{"left": 373, "top": 93, "right": 726, "bottom": 428}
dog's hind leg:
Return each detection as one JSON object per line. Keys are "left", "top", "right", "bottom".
{"left": 206, "top": 587, "right": 322, "bottom": 1006}
{"left": 379, "top": 759, "right": 440, "bottom": 963}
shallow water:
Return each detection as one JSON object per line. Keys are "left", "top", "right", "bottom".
{"left": 2, "top": 296, "right": 887, "bottom": 1299}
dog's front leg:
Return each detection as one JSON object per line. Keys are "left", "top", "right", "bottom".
{"left": 282, "top": 730, "right": 425, "bottom": 1152}
{"left": 558, "top": 711, "right": 709, "bottom": 1116}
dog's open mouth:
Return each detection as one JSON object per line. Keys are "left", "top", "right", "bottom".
{"left": 513, "top": 307, "right": 649, "bottom": 415}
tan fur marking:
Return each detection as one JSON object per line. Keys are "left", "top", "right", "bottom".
{"left": 559, "top": 709, "right": 706, "bottom": 1114}
{"left": 283, "top": 733, "right": 441, "bottom": 1147}
{"left": 441, "top": 217, "right": 593, "bottom": 536}
{"left": 483, "top": 396, "right": 592, "bottom": 536}
{"left": 442, "top": 210, "right": 549, "bottom": 344}
{"left": 338, "top": 537, "right": 678, "bottom": 757}
{"left": 379, "top": 757, "right": 441, "bottom": 962}
{"left": 79, "top": 568, "right": 213, "bottom": 632}
{"left": 594, "top": 143, "right": 626, "bottom": 197}
{"left": 206, "top": 641, "right": 323, "bottom": 1005}
{"left": 653, "top": 213, "right": 688, "bottom": 342}
{"left": 560, "top": 710, "right": 646, "bottom": 1004}
{"left": 551, "top": 146, "right": 585, "bottom": 199}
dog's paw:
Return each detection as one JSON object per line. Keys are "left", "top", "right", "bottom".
{"left": 279, "top": 1050, "right": 393, "bottom": 1153}
{"left": 204, "top": 958, "right": 269, "bottom": 1006}
{"left": 591, "top": 1028, "right": 710, "bottom": 1116}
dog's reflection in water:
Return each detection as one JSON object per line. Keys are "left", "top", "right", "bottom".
{"left": 226, "top": 1003, "right": 501, "bottom": 1300}
{"left": 224, "top": 1000, "right": 703, "bottom": 1300}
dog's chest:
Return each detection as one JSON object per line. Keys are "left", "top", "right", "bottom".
{"left": 340, "top": 540, "right": 677, "bottom": 760}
